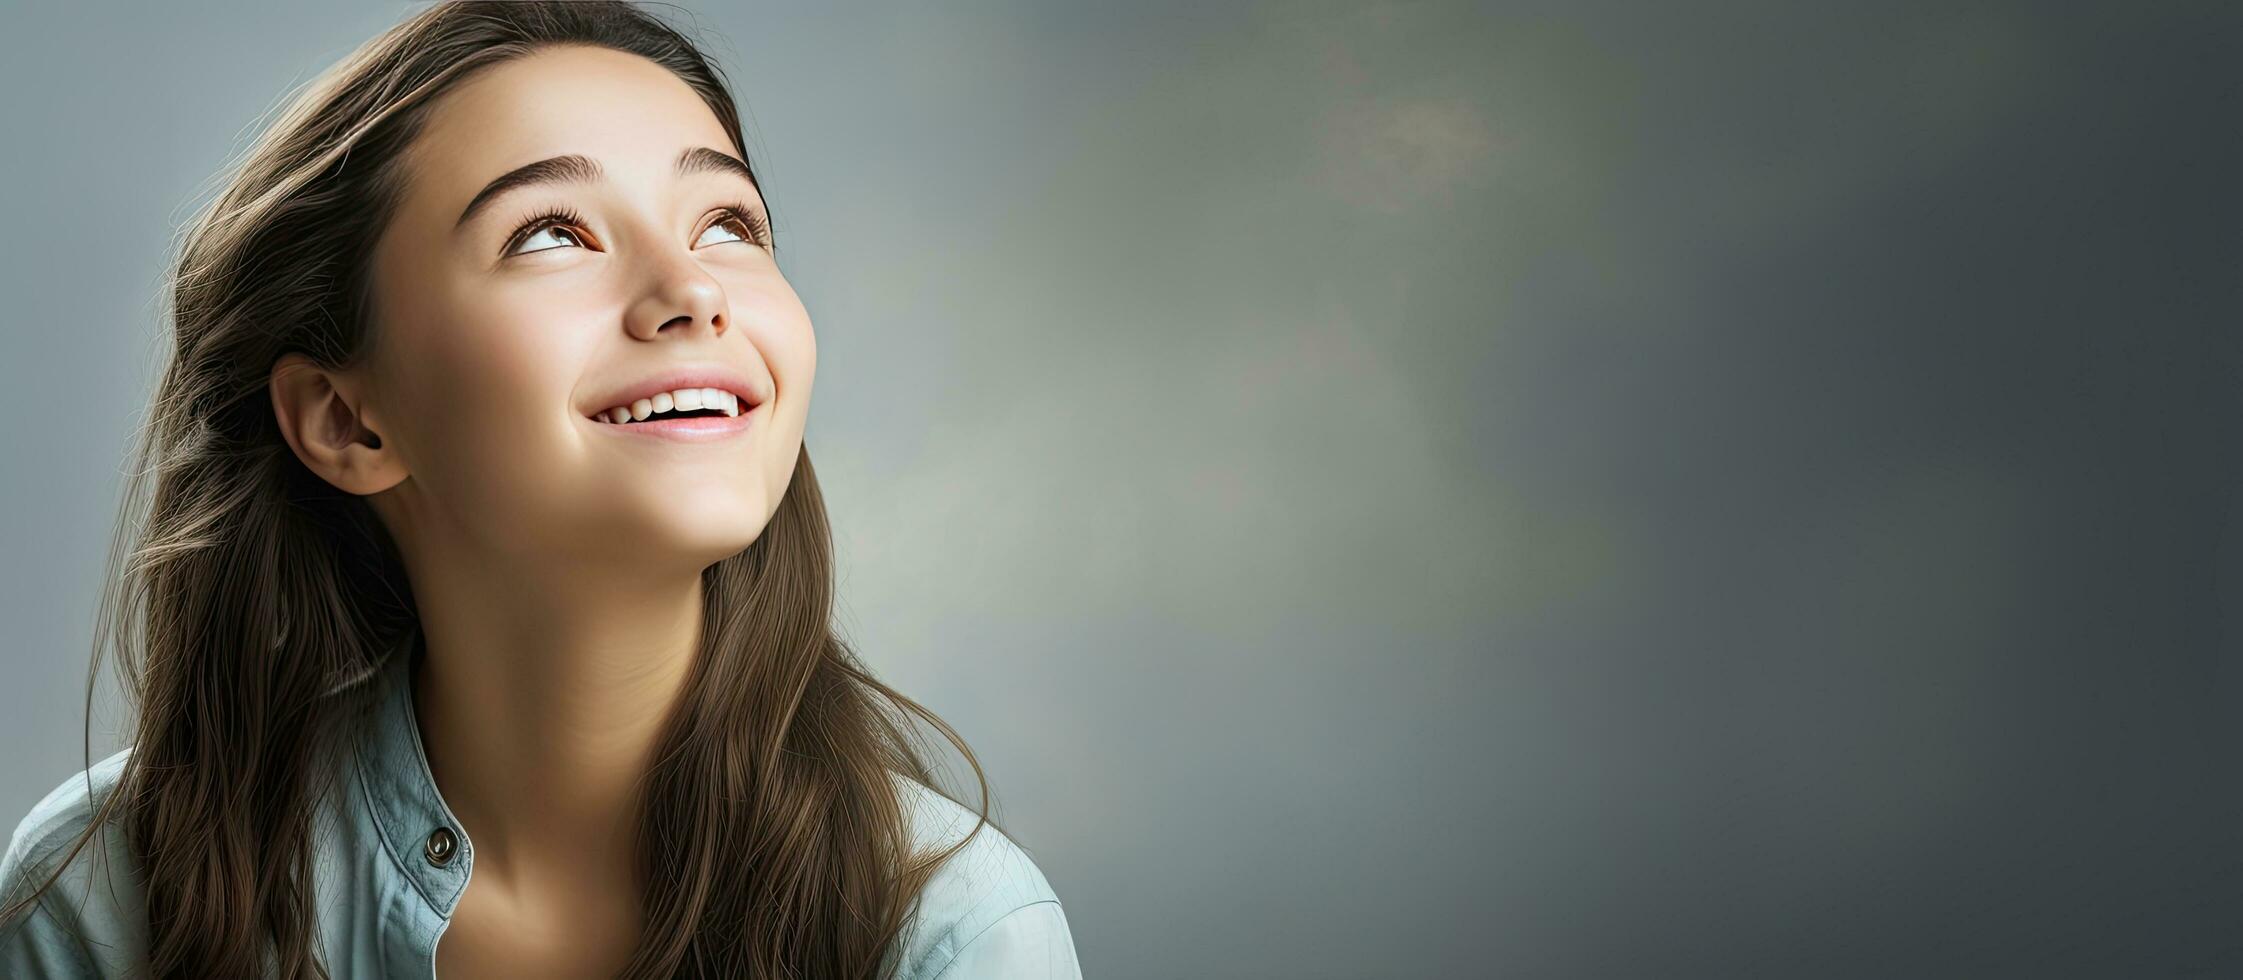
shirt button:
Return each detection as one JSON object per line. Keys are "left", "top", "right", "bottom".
{"left": 425, "top": 826, "right": 458, "bottom": 867}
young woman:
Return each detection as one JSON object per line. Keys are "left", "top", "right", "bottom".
{"left": 0, "top": 2, "right": 1081, "bottom": 977}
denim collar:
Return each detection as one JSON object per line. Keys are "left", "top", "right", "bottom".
{"left": 348, "top": 623, "right": 475, "bottom": 918}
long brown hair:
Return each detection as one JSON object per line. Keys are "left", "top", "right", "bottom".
{"left": 0, "top": 2, "right": 1001, "bottom": 976}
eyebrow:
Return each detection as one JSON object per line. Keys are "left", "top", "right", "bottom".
{"left": 452, "top": 146, "right": 758, "bottom": 232}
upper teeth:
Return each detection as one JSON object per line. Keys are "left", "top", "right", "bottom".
{"left": 595, "top": 387, "right": 743, "bottom": 424}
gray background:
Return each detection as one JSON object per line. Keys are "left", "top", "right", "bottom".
{"left": 3, "top": 1, "right": 2237, "bottom": 977}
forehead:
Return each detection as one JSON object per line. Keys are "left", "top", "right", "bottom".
{"left": 402, "top": 44, "right": 735, "bottom": 212}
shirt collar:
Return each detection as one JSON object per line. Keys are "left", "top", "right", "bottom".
{"left": 348, "top": 622, "right": 475, "bottom": 917}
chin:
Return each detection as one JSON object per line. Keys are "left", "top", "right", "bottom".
{"left": 554, "top": 482, "right": 772, "bottom": 561}
{"left": 657, "top": 510, "right": 771, "bottom": 558}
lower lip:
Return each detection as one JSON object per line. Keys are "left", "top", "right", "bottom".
{"left": 587, "top": 401, "right": 764, "bottom": 442}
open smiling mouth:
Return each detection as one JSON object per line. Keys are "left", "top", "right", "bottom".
{"left": 584, "top": 375, "right": 766, "bottom": 441}
{"left": 618, "top": 406, "right": 729, "bottom": 422}
{"left": 587, "top": 399, "right": 763, "bottom": 441}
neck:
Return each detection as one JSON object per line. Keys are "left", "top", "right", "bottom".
{"left": 408, "top": 563, "right": 703, "bottom": 907}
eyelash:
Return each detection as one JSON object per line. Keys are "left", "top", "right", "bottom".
{"left": 502, "top": 199, "right": 772, "bottom": 255}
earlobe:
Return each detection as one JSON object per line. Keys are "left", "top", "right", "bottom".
{"left": 270, "top": 353, "right": 399, "bottom": 494}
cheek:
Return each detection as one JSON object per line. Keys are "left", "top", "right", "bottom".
{"left": 763, "top": 317, "right": 815, "bottom": 466}
{"left": 423, "top": 278, "right": 595, "bottom": 402}
{"left": 743, "top": 289, "right": 816, "bottom": 405}
{"left": 727, "top": 299, "right": 813, "bottom": 500}
{"left": 380, "top": 299, "right": 592, "bottom": 485}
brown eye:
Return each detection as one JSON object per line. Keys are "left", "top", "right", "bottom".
{"left": 697, "top": 217, "right": 748, "bottom": 248}
{"left": 513, "top": 223, "right": 586, "bottom": 255}
{"left": 502, "top": 204, "right": 590, "bottom": 257}
{"left": 708, "top": 202, "right": 773, "bottom": 249}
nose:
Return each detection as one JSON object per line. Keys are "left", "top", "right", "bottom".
{"left": 623, "top": 252, "right": 728, "bottom": 341}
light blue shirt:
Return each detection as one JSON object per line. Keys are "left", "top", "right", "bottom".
{"left": 0, "top": 629, "right": 1082, "bottom": 978}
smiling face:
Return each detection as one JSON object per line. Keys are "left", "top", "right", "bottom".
{"left": 355, "top": 44, "right": 814, "bottom": 572}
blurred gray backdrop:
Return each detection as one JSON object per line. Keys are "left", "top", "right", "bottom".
{"left": 2, "top": 1, "right": 2236, "bottom": 977}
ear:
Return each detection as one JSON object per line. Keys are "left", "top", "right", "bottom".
{"left": 270, "top": 352, "right": 405, "bottom": 495}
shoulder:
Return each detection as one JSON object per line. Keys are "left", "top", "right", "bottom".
{"left": 888, "top": 773, "right": 1082, "bottom": 979}
{"left": 4, "top": 747, "right": 133, "bottom": 884}
{"left": 0, "top": 747, "right": 149, "bottom": 978}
